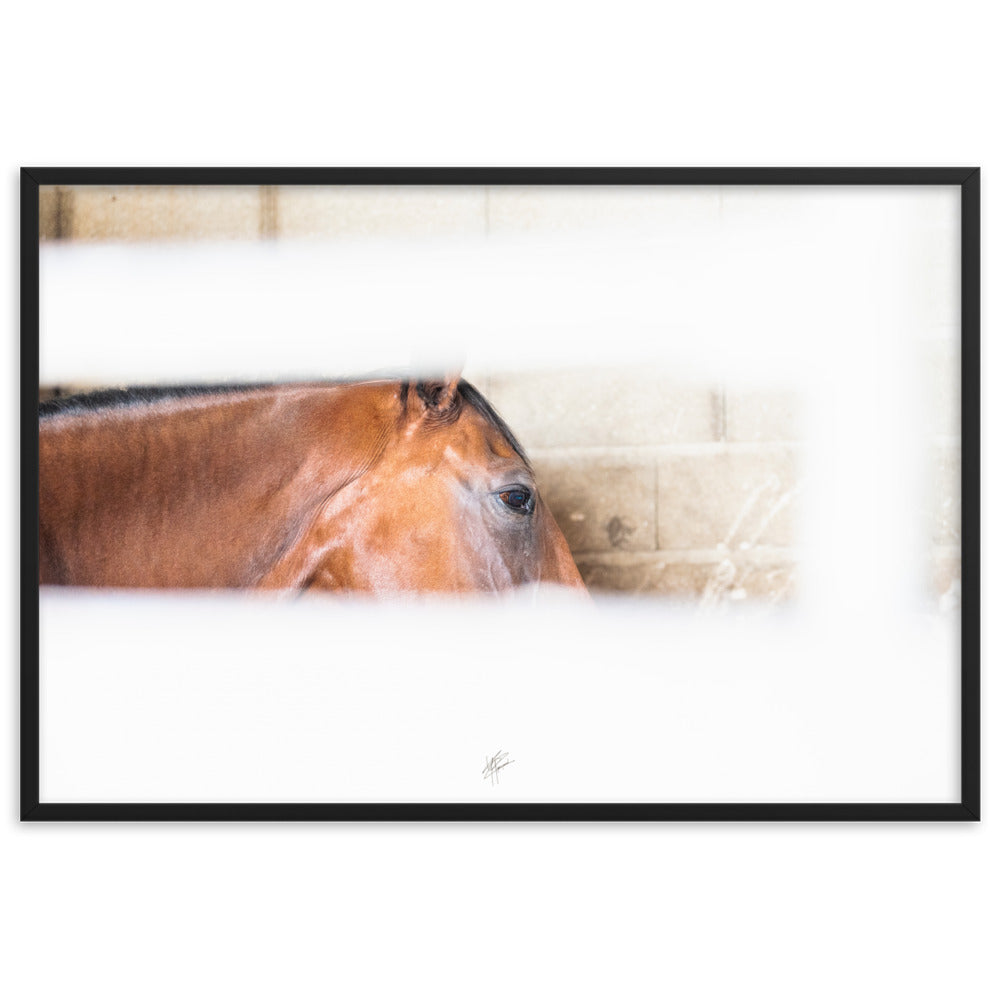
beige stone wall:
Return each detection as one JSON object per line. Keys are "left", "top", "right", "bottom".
{"left": 41, "top": 186, "right": 266, "bottom": 241}
{"left": 39, "top": 184, "right": 722, "bottom": 242}
{"left": 476, "top": 369, "right": 802, "bottom": 606}
{"left": 40, "top": 185, "right": 492, "bottom": 242}
{"left": 39, "top": 185, "right": 960, "bottom": 606}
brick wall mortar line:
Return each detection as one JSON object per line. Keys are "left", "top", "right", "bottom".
{"left": 529, "top": 441, "right": 804, "bottom": 460}
{"left": 56, "top": 187, "right": 74, "bottom": 239}
{"left": 259, "top": 186, "right": 278, "bottom": 239}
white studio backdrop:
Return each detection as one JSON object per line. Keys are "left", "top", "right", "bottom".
{"left": 37, "top": 186, "right": 962, "bottom": 804}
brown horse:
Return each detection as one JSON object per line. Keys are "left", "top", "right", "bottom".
{"left": 38, "top": 376, "right": 586, "bottom": 595}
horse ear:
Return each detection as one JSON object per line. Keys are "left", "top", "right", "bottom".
{"left": 408, "top": 374, "right": 462, "bottom": 416}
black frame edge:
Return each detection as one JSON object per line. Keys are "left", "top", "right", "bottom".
{"left": 20, "top": 803, "right": 977, "bottom": 822}
{"left": 22, "top": 166, "right": 977, "bottom": 187}
{"left": 959, "top": 169, "right": 981, "bottom": 820}
{"left": 21, "top": 167, "right": 981, "bottom": 823}
{"left": 20, "top": 170, "right": 41, "bottom": 821}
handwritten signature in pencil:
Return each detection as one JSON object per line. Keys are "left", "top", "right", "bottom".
{"left": 482, "top": 750, "right": 514, "bottom": 786}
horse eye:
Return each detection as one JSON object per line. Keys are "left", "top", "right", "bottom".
{"left": 498, "top": 487, "right": 533, "bottom": 513}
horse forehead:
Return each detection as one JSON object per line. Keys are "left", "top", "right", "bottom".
{"left": 444, "top": 410, "right": 519, "bottom": 463}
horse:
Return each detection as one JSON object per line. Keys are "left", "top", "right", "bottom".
{"left": 38, "top": 376, "right": 586, "bottom": 596}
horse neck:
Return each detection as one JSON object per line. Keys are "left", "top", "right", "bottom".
{"left": 41, "top": 390, "right": 301, "bottom": 491}
{"left": 38, "top": 384, "right": 394, "bottom": 587}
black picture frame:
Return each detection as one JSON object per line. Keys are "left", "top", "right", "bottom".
{"left": 20, "top": 166, "right": 981, "bottom": 822}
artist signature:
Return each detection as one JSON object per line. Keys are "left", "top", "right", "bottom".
{"left": 482, "top": 750, "right": 514, "bottom": 785}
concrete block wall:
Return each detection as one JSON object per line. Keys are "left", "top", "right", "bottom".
{"left": 40, "top": 184, "right": 725, "bottom": 242}
{"left": 474, "top": 369, "right": 801, "bottom": 605}
{"left": 39, "top": 185, "right": 491, "bottom": 242}
{"left": 40, "top": 185, "right": 266, "bottom": 241}
{"left": 38, "top": 185, "right": 960, "bottom": 605}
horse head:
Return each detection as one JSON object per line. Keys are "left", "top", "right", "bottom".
{"left": 295, "top": 375, "right": 586, "bottom": 596}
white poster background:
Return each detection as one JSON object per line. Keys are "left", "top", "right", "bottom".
{"left": 37, "top": 185, "right": 961, "bottom": 803}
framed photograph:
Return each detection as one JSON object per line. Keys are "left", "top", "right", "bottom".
{"left": 21, "top": 167, "right": 980, "bottom": 821}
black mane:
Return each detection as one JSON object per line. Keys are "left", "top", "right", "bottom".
{"left": 38, "top": 383, "right": 274, "bottom": 420}
{"left": 38, "top": 378, "right": 532, "bottom": 469}
{"left": 455, "top": 380, "right": 531, "bottom": 470}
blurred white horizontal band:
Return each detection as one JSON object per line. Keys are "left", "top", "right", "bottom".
{"left": 39, "top": 589, "right": 959, "bottom": 804}
{"left": 39, "top": 185, "right": 958, "bottom": 385}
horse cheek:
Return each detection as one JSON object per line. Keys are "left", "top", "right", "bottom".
{"left": 537, "top": 502, "right": 587, "bottom": 591}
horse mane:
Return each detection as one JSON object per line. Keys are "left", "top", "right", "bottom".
{"left": 38, "top": 377, "right": 532, "bottom": 469}
{"left": 453, "top": 380, "right": 532, "bottom": 469}
{"left": 38, "top": 383, "right": 275, "bottom": 420}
